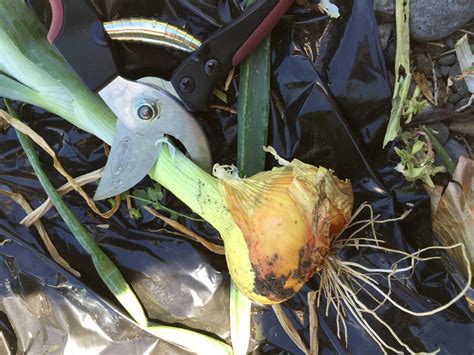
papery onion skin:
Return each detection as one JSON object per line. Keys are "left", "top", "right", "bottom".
{"left": 219, "top": 160, "right": 353, "bottom": 304}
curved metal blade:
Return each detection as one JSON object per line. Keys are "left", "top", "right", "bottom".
{"left": 93, "top": 76, "right": 211, "bottom": 200}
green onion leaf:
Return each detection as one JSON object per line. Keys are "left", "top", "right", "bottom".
{"left": 231, "top": 0, "right": 272, "bottom": 352}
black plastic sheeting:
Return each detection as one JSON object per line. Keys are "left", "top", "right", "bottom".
{"left": 0, "top": 0, "right": 472, "bottom": 353}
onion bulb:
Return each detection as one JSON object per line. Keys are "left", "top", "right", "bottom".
{"left": 217, "top": 158, "right": 353, "bottom": 304}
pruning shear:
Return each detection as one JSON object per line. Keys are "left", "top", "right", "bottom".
{"left": 30, "top": 0, "right": 295, "bottom": 200}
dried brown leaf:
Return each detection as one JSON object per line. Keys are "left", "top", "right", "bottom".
{"left": 0, "top": 189, "right": 80, "bottom": 277}
{"left": 224, "top": 66, "right": 235, "bottom": 92}
{"left": 272, "top": 304, "right": 309, "bottom": 354}
{"left": 144, "top": 206, "right": 225, "bottom": 255}
{"left": 308, "top": 291, "right": 319, "bottom": 355}
{"left": 0, "top": 110, "right": 119, "bottom": 219}
{"left": 426, "top": 156, "right": 474, "bottom": 280}
{"left": 413, "top": 72, "right": 435, "bottom": 105}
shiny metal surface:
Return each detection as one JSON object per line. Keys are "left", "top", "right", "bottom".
{"left": 103, "top": 18, "right": 202, "bottom": 53}
{"left": 94, "top": 76, "right": 212, "bottom": 200}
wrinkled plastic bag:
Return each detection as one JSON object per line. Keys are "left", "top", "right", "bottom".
{"left": 0, "top": 0, "right": 472, "bottom": 353}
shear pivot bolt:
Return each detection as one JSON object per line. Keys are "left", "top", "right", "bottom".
{"left": 204, "top": 59, "right": 221, "bottom": 77}
{"left": 136, "top": 99, "right": 160, "bottom": 121}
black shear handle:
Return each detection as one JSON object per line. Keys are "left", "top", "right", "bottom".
{"left": 43, "top": 0, "right": 118, "bottom": 92}
{"left": 171, "top": 0, "right": 294, "bottom": 112}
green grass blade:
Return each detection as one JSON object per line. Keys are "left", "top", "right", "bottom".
{"left": 423, "top": 126, "right": 455, "bottom": 174}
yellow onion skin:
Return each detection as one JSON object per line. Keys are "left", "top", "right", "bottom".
{"left": 219, "top": 160, "right": 353, "bottom": 304}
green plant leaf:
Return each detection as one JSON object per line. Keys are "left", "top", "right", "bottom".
{"left": 129, "top": 207, "right": 142, "bottom": 219}
{"left": 236, "top": 0, "right": 271, "bottom": 176}
{"left": 147, "top": 185, "right": 164, "bottom": 202}
{"left": 383, "top": 0, "right": 411, "bottom": 147}
{"left": 132, "top": 189, "right": 150, "bottom": 207}
{"left": 411, "top": 140, "right": 425, "bottom": 154}
{"left": 230, "top": 0, "right": 271, "bottom": 352}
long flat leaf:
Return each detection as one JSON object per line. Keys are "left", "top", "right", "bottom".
{"left": 383, "top": 0, "right": 411, "bottom": 147}
{"left": 236, "top": 3, "right": 271, "bottom": 176}
{"left": 231, "top": 0, "right": 272, "bottom": 352}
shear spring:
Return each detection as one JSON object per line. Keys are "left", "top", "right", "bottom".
{"left": 103, "top": 18, "right": 202, "bottom": 53}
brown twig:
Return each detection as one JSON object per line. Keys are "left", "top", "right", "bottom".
{"left": 454, "top": 134, "right": 473, "bottom": 159}
{"left": 404, "top": 107, "right": 474, "bottom": 127}
{"left": 434, "top": 49, "right": 456, "bottom": 59}
{"left": 426, "top": 42, "right": 445, "bottom": 48}
{"left": 429, "top": 54, "right": 438, "bottom": 106}
{"left": 457, "top": 29, "right": 474, "bottom": 36}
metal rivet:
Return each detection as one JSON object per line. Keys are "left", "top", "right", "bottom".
{"left": 204, "top": 58, "right": 221, "bottom": 77}
{"left": 179, "top": 77, "right": 196, "bottom": 93}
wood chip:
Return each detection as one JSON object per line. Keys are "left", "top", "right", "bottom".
{"left": 0, "top": 110, "right": 119, "bottom": 220}
{"left": 0, "top": 189, "right": 80, "bottom": 277}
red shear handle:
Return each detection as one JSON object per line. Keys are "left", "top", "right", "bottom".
{"left": 232, "top": 0, "right": 294, "bottom": 66}
{"left": 47, "top": 0, "right": 64, "bottom": 43}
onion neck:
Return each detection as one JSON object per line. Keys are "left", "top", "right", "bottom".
{"left": 150, "top": 144, "right": 235, "bottom": 235}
